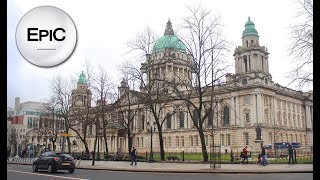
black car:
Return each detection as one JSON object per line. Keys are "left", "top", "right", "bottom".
{"left": 32, "top": 152, "right": 75, "bottom": 173}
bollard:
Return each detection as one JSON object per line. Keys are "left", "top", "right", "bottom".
{"left": 182, "top": 151, "right": 185, "bottom": 161}
{"left": 146, "top": 151, "right": 148, "bottom": 161}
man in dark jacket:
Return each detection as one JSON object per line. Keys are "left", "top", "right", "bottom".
{"left": 130, "top": 147, "right": 137, "bottom": 166}
{"left": 288, "top": 144, "right": 294, "bottom": 165}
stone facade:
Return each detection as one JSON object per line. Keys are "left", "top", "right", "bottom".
{"left": 68, "top": 18, "right": 313, "bottom": 154}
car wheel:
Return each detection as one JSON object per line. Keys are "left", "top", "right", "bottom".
{"left": 48, "top": 164, "right": 55, "bottom": 173}
{"left": 32, "top": 164, "right": 38, "bottom": 172}
{"left": 68, "top": 169, "right": 75, "bottom": 173}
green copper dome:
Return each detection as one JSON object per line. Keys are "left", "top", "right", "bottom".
{"left": 152, "top": 20, "right": 187, "bottom": 53}
{"left": 242, "top": 17, "right": 258, "bottom": 37}
{"left": 77, "top": 71, "right": 87, "bottom": 84}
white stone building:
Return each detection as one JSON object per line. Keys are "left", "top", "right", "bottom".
{"left": 69, "top": 18, "right": 313, "bottom": 155}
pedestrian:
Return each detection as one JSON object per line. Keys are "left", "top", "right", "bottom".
{"left": 261, "top": 144, "right": 268, "bottom": 166}
{"left": 240, "top": 146, "right": 249, "bottom": 164}
{"left": 130, "top": 147, "right": 138, "bottom": 166}
{"left": 257, "top": 151, "right": 262, "bottom": 164}
{"left": 22, "top": 148, "right": 27, "bottom": 158}
{"left": 288, "top": 144, "right": 294, "bottom": 165}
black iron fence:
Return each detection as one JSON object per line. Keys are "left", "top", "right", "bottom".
{"left": 69, "top": 148, "right": 313, "bottom": 164}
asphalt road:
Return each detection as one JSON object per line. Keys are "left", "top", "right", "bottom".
{"left": 7, "top": 164, "right": 313, "bottom": 180}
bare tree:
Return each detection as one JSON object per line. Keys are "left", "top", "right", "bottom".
{"left": 170, "top": 4, "right": 229, "bottom": 162}
{"left": 50, "top": 76, "right": 77, "bottom": 153}
{"left": 126, "top": 26, "right": 159, "bottom": 59}
{"left": 287, "top": 0, "right": 313, "bottom": 90}
{"left": 92, "top": 66, "right": 117, "bottom": 156}
{"left": 115, "top": 62, "right": 142, "bottom": 155}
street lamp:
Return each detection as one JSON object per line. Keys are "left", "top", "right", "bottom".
{"left": 147, "top": 121, "right": 156, "bottom": 162}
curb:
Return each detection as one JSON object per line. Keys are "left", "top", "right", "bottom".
{"left": 7, "top": 162, "right": 313, "bottom": 174}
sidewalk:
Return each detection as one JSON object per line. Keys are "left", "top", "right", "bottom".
{"left": 7, "top": 157, "right": 313, "bottom": 173}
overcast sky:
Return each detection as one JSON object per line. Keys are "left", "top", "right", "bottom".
{"left": 7, "top": 0, "right": 311, "bottom": 108}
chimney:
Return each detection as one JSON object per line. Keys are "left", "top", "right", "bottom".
{"left": 14, "top": 97, "right": 20, "bottom": 116}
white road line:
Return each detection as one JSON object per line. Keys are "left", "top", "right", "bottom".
{"left": 7, "top": 170, "right": 89, "bottom": 180}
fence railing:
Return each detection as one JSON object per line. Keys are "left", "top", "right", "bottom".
{"left": 69, "top": 149, "right": 313, "bottom": 164}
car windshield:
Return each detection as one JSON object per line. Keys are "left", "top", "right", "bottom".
{"left": 57, "top": 153, "right": 72, "bottom": 158}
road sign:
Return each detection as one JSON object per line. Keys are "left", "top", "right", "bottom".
{"left": 60, "top": 133, "right": 72, "bottom": 137}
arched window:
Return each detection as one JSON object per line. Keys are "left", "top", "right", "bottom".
{"left": 179, "top": 111, "right": 184, "bottom": 128}
{"left": 193, "top": 110, "right": 199, "bottom": 127}
{"left": 223, "top": 106, "right": 230, "bottom": 125}
{"left": 141, "top": 115, "right": 145, "bottom": 131}
{"left": 207, "top": 110, "right": 213, "bottom": 126}
{"left": 166, "top": 113, "right": 171, "bottom": 129}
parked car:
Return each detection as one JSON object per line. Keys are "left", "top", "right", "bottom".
{"left": 32, "top": 151, "right": 75, "bottom": 173}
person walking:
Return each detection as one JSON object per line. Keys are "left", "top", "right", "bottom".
{"left": 288, "top": 144, "right": 294, "bottom": 165}
{"left": 22, "top": 148, "right": 27, "bottom": 158}
{"left": 130, "top": 147, "right": 137, "bottom": 166}
{"left": 261, "top": 144, "right": 268, "bottom": 166}
{"left": 240, "top": 146, "right": 249, "bottom": 164}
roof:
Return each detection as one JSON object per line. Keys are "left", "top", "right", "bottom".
{"left": 152, "top": 20, "right": 187, "bottom": 53}
{"left": 77, "top": 71, "right": 87, "bottom": 84}
{"left": 242, "top": 17, "right": 258, "bottom": 37}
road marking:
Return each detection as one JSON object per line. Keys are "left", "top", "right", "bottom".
{"left": 7, "top": 170, "right": 89, "bottom": 180}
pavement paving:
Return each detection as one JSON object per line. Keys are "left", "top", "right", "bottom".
{"left": 7, "top": 157, "right": 313, "bottom": 173}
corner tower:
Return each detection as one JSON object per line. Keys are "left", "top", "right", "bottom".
{"left": 229, "top": 17, "right": 272, "bottom": 85}
{"left": 71, "top": 71, "right": 92, "bottom": 108}
{"left": 140, "top": 20, "right": 193, "bottom": 92}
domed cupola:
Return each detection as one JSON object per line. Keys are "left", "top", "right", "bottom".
{"left": 152, "top": 20, "right": 187, "bottom": 53}
{"left": 77, "top": 71, "right": 87, "bottom": 84}
{"left": 242, "top": 17, "right": 259, "bottom": 37}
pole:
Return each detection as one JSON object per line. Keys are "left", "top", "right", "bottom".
{"left": 15, "top": 141, "right": 19, "bottom": 158}
{"left": 149, "top": 126, "right": 154, "bottom": 162}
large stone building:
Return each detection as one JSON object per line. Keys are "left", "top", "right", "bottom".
{"left": 69, "top": 18, "right": 313, "bottom": 154}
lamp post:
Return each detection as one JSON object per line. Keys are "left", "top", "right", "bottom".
{"left": 15, "top": 140, "right": 21, "bottom": 158}
{"left": 147, "top": 121, "right": 156, "bottom": 162}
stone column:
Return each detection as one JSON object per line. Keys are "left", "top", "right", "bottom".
{"left": 305, "top": 105, "right": 311, "bottom": 129}
{"left": 236, "top": 96, "right": 240, "bottom": 126}
{"left": 230, "top": 97, "right": 235, "bottom": 126}
{"left": 257, "top": 93, "right": 263, "bottom": 124}
{"left": 252, "top": 93, "right": 257, "bottom": 124}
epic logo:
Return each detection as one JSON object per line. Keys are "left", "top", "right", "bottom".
{"left": 16, "top": 6, "right": 77, "bottom": 67}
{"left": 27, "top": 28, "right": 66, "bottom": 41}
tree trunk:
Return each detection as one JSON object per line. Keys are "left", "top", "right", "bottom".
{"left": 103, "top": 132, "right": 108, "bottom": 154}
{"left": 92, "top": 133, "right": 98, "bottom": 165}
{"left": 157, "top": 128, "right": 165, "bottom": 161}
{"left": 199, "top": 129, "right": 208, "bottom": 162}
{"left": 127, "top": 131, "right": 132, "bottom": 155}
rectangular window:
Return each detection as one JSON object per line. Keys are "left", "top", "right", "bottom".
{"left": 168, "top": 137, "right": 171, "bottom": 147}
{"left": 221, "top": 134, "right": 225, "bottom": 146}
{"left": 227, "top": 134, "right": 231, "bottom": 146}
{"left": 244, "top": 133, "right": 249, "bottom": 146}
{"left": 164, "top": 137, "right": 167, "bottom": 147}
{"left": 176, "top": 136, "right": 179, "bottom": 147}
{"left": 141, "top": 137, "right": 144, "bottom": 147}
{"left": 137, "top": 138, "right": 140, "bottom": 147}
{"left": 181, "top": 136, "right": 184, "bottom": 147}
{"left": 195, "top": 135, "right": 199, "bottom": 146}
{"left": 245, "top": 113, "right": 250, "bottom": 123}
{"left": 190, "top": 136, "right": 193, "bottom": 146}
